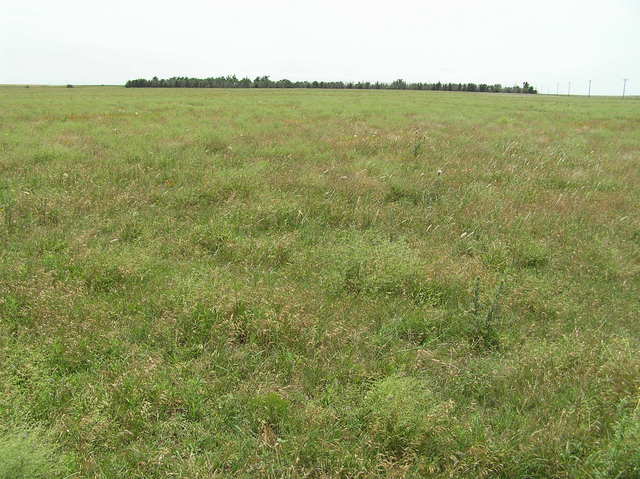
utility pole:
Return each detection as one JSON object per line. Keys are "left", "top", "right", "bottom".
{"left": 556, "top": 82, "right": 559, "bottom": 95}
{"left": 623, "top": 78, "right": 628, "bottom": 98}
{"left": 568, "top": 81, "right": 571, "bottom": 96}
{"left": 588, "top": 80, "right": 591, "bottom": 97}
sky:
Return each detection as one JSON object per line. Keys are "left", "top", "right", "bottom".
{"left": 2, "top": 0, "right": 638, "bottom": 95}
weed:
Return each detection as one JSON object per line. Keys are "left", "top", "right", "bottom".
{"left": 469, "top": 278, "right": 504, "bottom": 351}
{"left": 1, "top": 203, "right": 15, "bottom": 239}
{"left": 412, "top": 135, "right": 424, "bottom": 158}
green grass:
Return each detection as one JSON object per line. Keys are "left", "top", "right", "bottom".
{"left": 1, "top": 85, "right": 639, "bottom": 478}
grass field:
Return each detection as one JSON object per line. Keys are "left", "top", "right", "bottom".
{"left": 1, "top": 86, "right": 639, "bottom": 478}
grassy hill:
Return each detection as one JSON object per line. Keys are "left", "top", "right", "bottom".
{"left": 1, "top": 86, "right": 639, "bottom": 478}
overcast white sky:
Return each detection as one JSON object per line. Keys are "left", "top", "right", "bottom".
{"left": 2, "top": 0, "right": 638, "bottom": 95}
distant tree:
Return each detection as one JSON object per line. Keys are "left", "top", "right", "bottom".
{"left": 66, "top": 84, "right": 73, "bottom": 88}
{"left": 124, "top": 75, "right": 538, "bottom": 94}
{"left": 391, "top": 79, "right": 407, "bottom": 90}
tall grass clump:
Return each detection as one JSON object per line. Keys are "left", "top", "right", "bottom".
{"left": 588, "top": 400, "right": 640, "bottom": 478}
{"left": 0, "top": 428, "right": 74, "bottom": 479}
{"left": 362, "top": 376, "right": 450, "bottom": 457}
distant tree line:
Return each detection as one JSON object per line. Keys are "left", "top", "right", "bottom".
{"left": 125, "top": 76, "right": 537, "bottom": 94}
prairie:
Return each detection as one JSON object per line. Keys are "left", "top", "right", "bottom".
{"left": 1, "top": 86, "right": 639, "bottom": 478}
